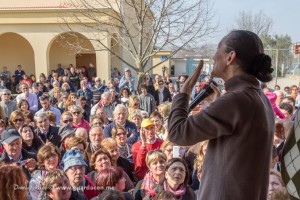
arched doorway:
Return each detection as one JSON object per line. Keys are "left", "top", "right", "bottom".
{"left": 48, "top": 32, "right": 96, "bottom": 71}
{"left": 0, "top": 32, "right": 35, "bottom": 75}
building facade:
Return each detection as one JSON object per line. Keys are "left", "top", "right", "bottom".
{"left": 0, "top": 0, "right": 124, "bottom": 81}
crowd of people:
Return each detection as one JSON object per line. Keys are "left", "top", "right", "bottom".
{"left": 0, "top": 55, "right": 296, "bottom": 200}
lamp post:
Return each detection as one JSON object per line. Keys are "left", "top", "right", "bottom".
{"left": 162, "top": 65, "right": 166, "bottom": 77}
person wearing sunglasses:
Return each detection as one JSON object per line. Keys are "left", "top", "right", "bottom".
{"left": 69, "top": 105, "right": 90, "bottom": 132}
{"left": 0, "top": 89, "right": 17, "bottom": 121}
{"left": 154, "top": 80, "right": 172, "bottom": 106}
{"left": 60, "top": 111, "right": 73, "bottom": 127}
{"left": 111, "top": 125, "right": 132, "bottom": 160}
{"left": 9, "top": 110, "right": 24, "bottom": 130}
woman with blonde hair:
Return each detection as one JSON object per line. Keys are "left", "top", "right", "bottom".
{"left": 133, "top": 150, "right": 167, "bottom": 199}
{"left": 192, "top": 140, "right": 208, "bottom": 190}
{"left": 0, "top": 164, "right": 28, "bottom": 200}
{"left": 268, "top": 169, "right": 284, "bottom": 198}
{"left": 70, "top": 105, "right": 90, "bottom": 131}
{"left": 61, "top": 82, "right": 71, "bottom": 94}
{"left": 9, "top": 110, "right": 24, "bottom": 130}
{"left": 160, "top": 140, "right": 176, "bottom": 161}
{"left": 64, "top": 93, "right": 77, "bottom": 111}
{"left": 29, "top": 144, "right": 62, "bottom": 199}
{"left": 150, "top": 111, "right": 165, "bottom": 139}
{"left": 128, "top": 94, "right": 141, "bottom": 120}
{"left": 157, "top": 103, "right": 171, "bottom": 125}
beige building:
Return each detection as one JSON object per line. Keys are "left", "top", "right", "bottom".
{"left": 0, "top": 0, "right": 126, "bottom": 81}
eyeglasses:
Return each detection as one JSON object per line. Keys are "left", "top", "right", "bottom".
{"left": 63, "top": 119, "right": 73, "bottom": 123}
{"left": 168, "top": 166, "right": 186, "bottom": 173}
{"left": 13, "top": 118, "right": 24, "bottom": 123}
{"left": 72, "top": 111, "right": 81, "bottom": 115}
{"left": 116, "top": 132, "right": 126, "bottom": 136}
{"left": 165, "top": 148, "right": 173, "bottom": 153}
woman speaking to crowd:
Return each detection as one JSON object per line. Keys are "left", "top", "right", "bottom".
{"left": 168, "top": 30, "right": 275, "bottom": 199}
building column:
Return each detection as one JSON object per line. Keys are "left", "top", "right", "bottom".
{"left": 22, "top": 33, "right": 51, "bottom": 76}
{"left": 90, "top": 33, "right": 111, "bottom": 82}
{"left": 95, "top": 50, "right": 111, "bottom": 82}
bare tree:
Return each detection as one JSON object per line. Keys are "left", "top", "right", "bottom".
{"left": 61, "top": 0, "right": 217, "bottom": 75}
{"left": 234, "top": 10, "right": 273, "bottom": 36}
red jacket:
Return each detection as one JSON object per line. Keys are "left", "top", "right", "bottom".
{"left": 84, "top": 175, "right": 99, "bottom": 200}
{"left": 132, "top": 138, "right": 163, "bottom": 179}
{"left": 72, "top": 119, "right": 90, "bottom": 132}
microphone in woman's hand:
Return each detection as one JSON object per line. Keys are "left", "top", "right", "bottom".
{"left": 188, "top": 80, "right": 218, "bottom": 112}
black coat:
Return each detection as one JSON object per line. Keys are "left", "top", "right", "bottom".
{"left": 35, "top": 125, "right": 61, "bottom": 148}
{"left": 0, "top": 148, "right": 37, "bottom": 180}
{"left": 154, "top": 87, "right": 172, "bottom": 105}
{"left": 117, "top": 156, "right": 139, "bottom": 183}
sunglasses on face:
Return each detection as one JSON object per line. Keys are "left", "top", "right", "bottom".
{"left": 116, "top": 132, "right": 126, "bottom": 136}
{"left": 72, "top": 111, "right": 81, "bottom": 115}
{"left": 14, "top": 118, "right": 24, "bottom": 123}
{"left": 63, "top": 118, "right": 73, "bottom": 123}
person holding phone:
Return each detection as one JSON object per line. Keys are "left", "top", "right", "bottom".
{"left": 0, "top": 129, "right": 37, "bottom": 180}
{"left": 168, "top": 30, "right": 274, "bottom": 199}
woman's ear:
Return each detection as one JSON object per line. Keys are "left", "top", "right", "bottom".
{"left": 226, "top": 51, "right": 237, "bottom": 66}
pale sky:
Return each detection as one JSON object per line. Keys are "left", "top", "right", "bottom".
{"left": 207, "top": 0, "right": 300, "bottom": 45}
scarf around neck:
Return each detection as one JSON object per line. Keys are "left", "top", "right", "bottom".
{"left": 141, "top": 171, "right": 159, "bottom": 197}
{"left": 163, "top": 180, "right": 186, "bottom": 200}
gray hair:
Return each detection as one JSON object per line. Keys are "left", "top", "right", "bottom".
{"left": 53, "top": 81, "right": 59, "bottom": 87}
{"left": 113, "top": 104, "right": 128, "bottom": 117}
{"left": 89, "top": 125, "right": 104, "bottom": 134}
{"left": 101, "top": 91, "right": 112, "bottom": 99}
{"left": 69, "top": 105, "right": 83, "bottom": 113}
{"left": 34, "top": 112, "right": 48, "bottom": 121}
{"left": 75, "top": 128, "right": 88, "bottom": 137}
{"left": 0, "top": 89, "right": 11, "bottom": 96}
